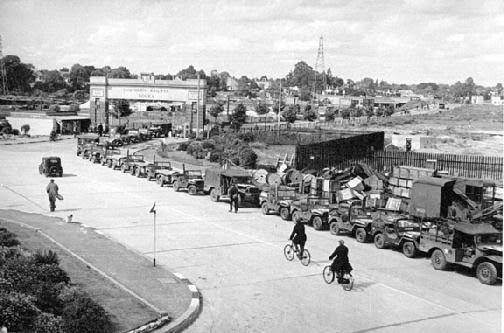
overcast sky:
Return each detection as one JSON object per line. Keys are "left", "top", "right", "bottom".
{"left": 1, "top": 0, "right": 503, "bottom": 85}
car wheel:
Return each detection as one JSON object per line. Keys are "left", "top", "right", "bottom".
{"left": 108, "top": 160, "right": 113, "bottom": 168}
{"left": 329, "top": 222, "right": 340, "bottom": 235}
{"left": 312, "top": 216, "right": 324, "bottom": 231}
{"left": 374, "top": 233, "right": 386, "bottom": 249}
{"left": 210, "top": 189, "right": 220, "bottom": 202}
{"left": 261, "top": 202, "right": 269, "bottom": 215}
{"left": 157, "top": 175, "right": 164, "bottom": 187}
{"left": 355, "top": 228, "right": 367, "bottom": 243}
{"left": 135, "top": 168, "right": 141, "bottom": 177}
{"left": 130, "top": 167, "right": 136, "bottom": 175}
{"left": 173, "top": 181, "right": 180, "bottom": 192}
{"left": 292, "top": 211, "right": 301, "bottom": 223}
{"left": 476, "top": 262, "right": 498, "bottom": 285}
{"left": 402, "top": 241, "right": 416, "bottom": 258}
{"left": 431, "top": 249, "right": 448, "bottom": 270}
{"left": 279, "top": 207, "right": 291, "bottom": 221}
{"left": 121, "top": 165, "right": 127, "bottom": 173}
{"left": 188, "top": 185, "right": 197, "bottom": 195}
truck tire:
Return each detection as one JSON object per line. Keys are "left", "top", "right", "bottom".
{"left": 402, "top": 241, "right": 416, "bottom": 258}
{"left": 210, "top": 189, "right": 220, "bottom": 202}
{"left": 355, "top": 228, "right": 367, "bottom": 243}
{"left": 374, "top": 233, "right": 386, "bottom": 249}
{"left": 107, "top": 160, "right": 113, "bottom": 168}
{"left": 173, "top": 181, "right": 180, "bottom": 192}
{"left": 121, "top": 164, "right": 127, "bottom": 173}
{"left": 157, "top": 175, "right": 164, "bottom": 187}
{"left": 130, "top": 167, "right": 136, "bottom": 175}
{"left": 431, "top": 249, "right": 448, "bottom": 270}
{"left": 279, "top": 207, "right": 291, "bottom": 221}
{"left": 135, "top": 168, "right": 141, "bottom": 177}
{"left": 329, "top": 222, "right": 340, "bottom": 235}
{"left": 476, "top": 262, "right": 498, "bottom": 285}
{"left": 261, "top": 202, "right": 269, "bottom": 215}
{"left": 312, "top": 216, "right": 324, "bottom": 231}
{"left": 188, "top": 185, "right": 197, "bottom": 195}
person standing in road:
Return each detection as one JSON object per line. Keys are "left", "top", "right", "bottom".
{"left": 228, "top": 181, "right": 239, "bottom": 213}
{"left": 97, "top": 123, "right": 103, "bottom": 137}
{"left": 46, "top": 179, "right": 59, "bottom": 212}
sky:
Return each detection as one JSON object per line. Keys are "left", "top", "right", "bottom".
{"left": 0, "top": 0, "right": 503, "bottom": 86}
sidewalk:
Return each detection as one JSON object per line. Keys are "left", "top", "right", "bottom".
{"left": 0, "top": 209, "right": 200, "bottom": 333}
{"left": 0, "top": 135, "right": 74, "bottom": 145}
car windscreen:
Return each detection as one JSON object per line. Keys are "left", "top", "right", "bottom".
{"left": 475, "top": 234, "right": 502, "bottom": 245}
{"left": 397, "top": 220, "right": 420, "bottom": 231}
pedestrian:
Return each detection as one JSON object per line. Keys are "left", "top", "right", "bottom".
{"left": 228, "top": 181, "right": 239, "bottom": 213}
{"left": 46, "top": 179, "right": 59, "bottom": 212}
{"left": 97, "top": 123, "right": 103, "bottom": 137}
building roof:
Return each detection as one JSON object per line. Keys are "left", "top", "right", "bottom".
{"left": 413, "top": 177, "right": 455, "bottom": 187}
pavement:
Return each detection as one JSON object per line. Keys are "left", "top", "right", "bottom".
{"left": 0, "top": 139, "right": 501, "bottom": 333}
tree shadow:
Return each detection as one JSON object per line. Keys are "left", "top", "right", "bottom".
{"left": 61, "top": 173, "right": 77, "bottom": 177}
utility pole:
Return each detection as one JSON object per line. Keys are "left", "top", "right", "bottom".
{"left": 0, "top": 35, "right": 7, "bottom": 95}
{"left": 196, "top": 73, "right": 201, "bottom": 137}
{"left": 277, "top": 80, "right": 282, "bottom": 140}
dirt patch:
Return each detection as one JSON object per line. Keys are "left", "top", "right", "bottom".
{"left": 0, "top": 219, "right": 159, "bottom": 333}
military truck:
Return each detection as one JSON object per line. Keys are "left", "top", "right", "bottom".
{"left": 259, "top": 185, "right": 300, "bottom": 220}
{"left": 100, "top": 147, "right": 121, "bottom": 166}
{"left": 39, "top": 156, "right": 63, "bottom": 177}
{"left": 204, "top": 167, "right": 260, "bottom": 207}
{"left": 420, "top": 222, "right": 502, "bottom": 285}
{"left": 371, "top": 216, "right": 422, "bottom": 257}
{"left": 76, "top": 134, "right": 99, "bottom": 156}
{"left": 172, "top": 169, "right": 204, "bottom": 195}
{"left": 155, "top": 168, "right": 181, "bottom": 187}
{"left": 120, "top": 155, "right": 145, "bottom": 174}
{"left": 134, "top": 161, "right": 173, "bottom": 180}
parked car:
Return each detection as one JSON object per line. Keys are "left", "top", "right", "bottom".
{"left": 204, "top": 167, "right": 260, "bottom": 206}
{"left": 172, "top": 169, "right": 204, "bottom": 195}
{"left": 419, "top": 221, "right": 502, "bottom": 285}
{"left": 371, "top": 216, "right": 421, "bottom": 257}
{"left": 39, "top": 156, "right": 63, "bottom": 177}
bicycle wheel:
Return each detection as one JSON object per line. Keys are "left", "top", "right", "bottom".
{"left": 283, "top": 244, "right": 294, "bottom": 261}
{"left": 300, "top": 249, "right": 311, "bottom": 266}
{"left": 342, "top": 276, "right": 354, "bottom": 291}
{"left": 323, "top": 266, "right": 335, "bottom": 284}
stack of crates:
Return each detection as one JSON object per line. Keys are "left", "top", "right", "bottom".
{"left": 389, "top": 166, "right": 435, "bottom": 199}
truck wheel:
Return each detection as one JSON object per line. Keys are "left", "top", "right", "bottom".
{"left": 130, "top": 167, "right": 136, "bottom": 175}
{"left": 108, "top": 160, "right": 113, "bottom": 168}
{"left": 476, "top": 262, "right": 498, "bottom": 285}
{"left": 329, "top": 222, "right": 340, "bottom": 235}
{"left": 90, "top": 156, "right": 96, "bottom": 163}
{"left": 312, "top": 216, "right": 324, "bottom": 231}
{"left": 261, "top": 202, "right": 269, "bottom": 215}
{"left": 135, "top": 168, "right": 141, "bottom": 177}
{"left": 188, "top": 185, "right": 197, "bottom": 195}
{"left": 355, "top": 228, "right": 367, "bottom": 243}
{"left": 173, "top": 181, "right": 180, "bottom": 192}
{"left": 210, "top": 189, "right": 220, "bottom": 202}
{"left": 431, "top": 249, "right": 448, "bottom": 270}
{"left": 402, "top": 241, "right": 416, "bottom": 258}
{"left": 292, "top": 211, "right": 301, "bottom": 223}
{"left": 279, "top": 207, "right": 291, "bottom": 221}
{"left": 121, "top": 165, "right": 127, "bottom": 173}
{"left": 374, "top": 233, "right": 386, "bottom": 249}
{"left": 157, "top": 175, "right": 164, "bottom": 187}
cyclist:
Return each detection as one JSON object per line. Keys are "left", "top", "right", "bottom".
{"left": 329, "top": 239, "right": 353, "bottom": 283}
{"left": 289, "top": 219, "right": 307, "bottom": 259}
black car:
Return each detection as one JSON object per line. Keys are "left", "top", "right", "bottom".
{"left": 39, "top": 156, "right": 63, "bottom": 177}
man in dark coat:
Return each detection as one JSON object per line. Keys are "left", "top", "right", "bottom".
{"left": 46, "top": 179, "right": 59, "bottom": 212}
{"left": 228, "top": 181, "right": 239, "bottom": 213}
{"left": 97, "top": 123, "right": 104, "bottom": 137}
{"left": 329, "top": 239, "right": 352, "bottom": 277}
{"left": 290, "top": 220, "right": 307, "bottom": 259}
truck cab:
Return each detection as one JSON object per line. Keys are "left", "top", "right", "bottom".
{"left": 204, "top": 167, "right": 260, "bottom": 207}
{"left": 420, "top": 222, "right": 502, "bottom": 284}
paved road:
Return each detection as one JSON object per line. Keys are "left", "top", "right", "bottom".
{"left": 0, "top": 140, "right": 501, "bottom": 333}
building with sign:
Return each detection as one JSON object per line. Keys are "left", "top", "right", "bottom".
{"left": 89, "top": 73, "right": 207, "bottom": 134}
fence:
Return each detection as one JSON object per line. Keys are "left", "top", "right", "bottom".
{"left": 296, "top": 149, "right": 503, "bottom": 181}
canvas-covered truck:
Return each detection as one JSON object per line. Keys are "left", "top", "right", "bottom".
{"left": 204, "top": 167, "right": 260, "bottom": 207}
{"left": 420, "top": 222, "right": 502, "bottom": 285}
{"left": 371, "top": 216, "right": 422, "bottom": 257}
{"left": 259, "top": 185, "right": 302, "bottom": 220}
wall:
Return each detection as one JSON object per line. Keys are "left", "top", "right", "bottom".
{"left": 7, "top": 116, "right": 54, "bottom": 136}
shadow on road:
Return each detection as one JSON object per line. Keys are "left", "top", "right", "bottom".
{"left": 62, "top": 173, "right": 77, "bottom": 177}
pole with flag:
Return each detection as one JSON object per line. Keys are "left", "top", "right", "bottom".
{"left": 149, "top": 202, "right": 157, "bottom": 267}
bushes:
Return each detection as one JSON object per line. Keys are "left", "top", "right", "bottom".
{"left": 60, "top": 288, "right": 112, "bottom": 333}
{"left": 0, "top": 228, "right": 20, "bottom": 247}
{"left": 177, "top": 141, "right": 190, "bottom": 151}
{"left": 0, "top": 291, "right": 40, "bottom": 332}
{"left": 34, "top": 249, "right": 59, "bottom": 265}
{"left": 238, "top": 148, "right": 258, "bottom": 169}
{"left": 237, "top": 132, "right": 255, "bottom": 143}
{"left": 33, "top": 313, "right": 64, "bottom": 333}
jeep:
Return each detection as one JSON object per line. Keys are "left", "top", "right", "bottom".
{"left": 172, "top": 169, "right": 204, "bottom": 195}
{"left": 204, "top": 167, "right": 260, "bottom": 206}
{"left": 371, "top": 216, "right": 421, "bottom": 257}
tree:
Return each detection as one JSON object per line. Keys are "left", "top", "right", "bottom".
{"left": 255, "top": 102, "right": 269, "bottom": 127}
{"left": 230, "top": 103, "right": 247, "bottom": 131}
{"left": 69, "top": 64, "right": 91, "bottom": 91}
{"left": 282, "top": 105, "right": 298, "bottom": 126}
{"left": 21, "top": 124, "right": 30, "bottom": 135}
{"left": 324, "top": 108, "right": 336, "bottom": 121}
{"left": 285, "top": 61, "right": 319, "bottom": 91}
{"left": 1, "top": 55, "right": 34, "bottom": 93}
{"left": 109, "top": 66, "right": 132, "bottom": 79}
{"left": 35, "top": 70, "right": 66, "bottom": 92}
{"left": 464, "top": 77, "right": 475, "bottom": 100}
{"left": 176, "top": 65, "right": 205, "bottom": 80}
{"left": 302, "top": 104, "right": 317, "bottom": 121}
{"left": 209, "top": 103, "right": 224, "bottom": 125}
{"left": 111, "top": 100, "right": 132, "bottom": 124}
{"left": 496, "top": 83, "right": 503, "bottom": 95}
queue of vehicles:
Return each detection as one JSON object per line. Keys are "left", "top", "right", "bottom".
{"left": 72, "top": 138, "right": 502, "bottom": 285}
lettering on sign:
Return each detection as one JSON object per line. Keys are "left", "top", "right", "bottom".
{"left": 91, "top": 88, "right": 105, "bottom": 97}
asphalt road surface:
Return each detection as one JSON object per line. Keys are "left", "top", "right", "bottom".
{"left": 0, "top": 140, "right": 501, "bottom": 333}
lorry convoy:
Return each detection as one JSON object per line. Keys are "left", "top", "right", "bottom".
{"left": 74, "top": 138, "right": 502, "bottom": 285}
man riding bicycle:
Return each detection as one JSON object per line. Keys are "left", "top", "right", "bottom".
{"left": 289, "top": 219, "right": 307, "bottom": 259}
{"left": 329, "top": 239, "right": 353, "bottom": 283}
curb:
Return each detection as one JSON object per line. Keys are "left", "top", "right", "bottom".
{"left": 0, "top": 136, "right": 74, "bottom": 145}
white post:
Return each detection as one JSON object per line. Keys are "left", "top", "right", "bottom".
{"left": 153, "top": 211, "right": 157, "bottom": 267}
{"left": 196, "top": 73, "right": 201, "bottom": 138}
{"left": 278, "top": 80, "right": 282, "bottom": 131}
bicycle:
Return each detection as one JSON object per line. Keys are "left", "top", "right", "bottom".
{"left": 284, "top": 241, "right": 311, "bottom": 266}
{"left": 322, "top": 264, "right": 354, "bottom": 291}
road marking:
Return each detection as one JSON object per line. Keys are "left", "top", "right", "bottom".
{"left": 1, "top": 184, "right": 46, "bottom": 211}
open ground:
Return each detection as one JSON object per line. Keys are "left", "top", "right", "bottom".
{"left": 0, "top": 139, "right": 501, "bottom": 333}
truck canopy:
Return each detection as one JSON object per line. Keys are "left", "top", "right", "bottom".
{"left": 205, "top": 167, "right": 251, "bottom": 178}
{"left": 409, "top": 177, "right": 456, "bottom": 218}
{"left": 454, "top": 223, "right": 500, "bottom": 235}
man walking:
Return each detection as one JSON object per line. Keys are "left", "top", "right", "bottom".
{"left": 228, "top": 181, "right": 239, "bottom": 213}
{"left": 46, "top": 179, "right": 59, "bottom": 212}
